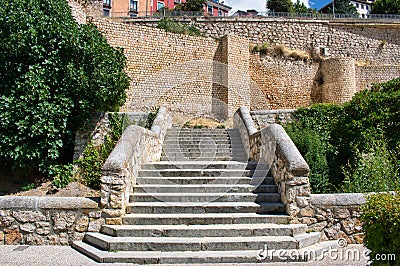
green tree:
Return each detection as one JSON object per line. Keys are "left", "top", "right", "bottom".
{"left": 291, "top": 0, "right": 317, "bottom": 13}
{"left": 267, "top": 0, "right": 293, "bottom": 12}
{"left": 175, "top": 0, "right": 206, "bottom": 12}
{"left": 372, "top": 0, "right": 400, "bottom": 14}
{"left": 325, "top": 0, "right": 357, "bottom": 14}
{"left": 0, "top": 0, "right": 129, "bottom": 174}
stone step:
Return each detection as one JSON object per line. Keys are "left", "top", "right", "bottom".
{"left": 82, "top": 232, "right": 321, "bottom": 252}
{"left": 163, "top": 144, "right": 234, "bottom": 149}
{"left": 160, "top": 156, "right": 248, "bottom": 161}
{"left": 101, "top": 223, "right": 307, "bottom": 238}
{"left": 122, "top": 213, "right": 290, "bottom": 225}
{"left": 73, "top": 240, "right": 338, "bottom": 264}
{"left": 130, "top": 192, "right": 281, "bottom": 203}
{"left": 165, "top": 133, "right": 232, "bottom": 138}
{"left": 161, "top": 151, "right": 246, "bottom": 157}
{"left": 141, "top": 161, "right": 262, "bottom": 170}
{"left": 133, "top": 184, "right": 278, "bottom": 193}
{"left": 167, "top": 128, "right": 230, "bottom": 132}
{"left": 163, "top": 139, "right": 235, "bottom": 144}
{"left": 136, "top": 176, "right": 275, "bottom": 185}
{"left": 162, "top": 148, "right": 244, "bottom": 153}
{"left": 125, "top": 202, "right": 285, "bottom": 214}
{"left": 138, "top": 169, "right": 257, "bottom": 178}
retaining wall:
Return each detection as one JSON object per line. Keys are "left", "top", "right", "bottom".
{"left": 0, "top": 197, "right": 100, "bottom": 245}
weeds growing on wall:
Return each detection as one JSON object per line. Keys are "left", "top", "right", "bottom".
{"left": 284, "top": 77, "right": 400, "bottom": 193}
{"left": 76, "top": 113, "right": 128, "bottom": 189}
{"left": 157, "top": 18, "right": 203, "bottom": 36}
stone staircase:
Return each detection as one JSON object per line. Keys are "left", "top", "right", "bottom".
{"left": 73, "top": 127, "right": 335, "bottom": 264}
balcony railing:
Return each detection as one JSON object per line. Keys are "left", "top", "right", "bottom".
{"left": 102, "top": 10, "right": 400, "bottom": 20}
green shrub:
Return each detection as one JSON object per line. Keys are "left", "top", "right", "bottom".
{"left": 361, "top": 193, "right": 400, "bottom": 265}
{"left": 341, "top": 140, "right": 400, "bottom": 193}
{"left": 285, "top": 125, "right": 332, "bottom": 193}
{"left": 0, "top": 0, "right": 129, "bottom": 175}
{"left": 157, "top": 18, "right": 203, "bottom": 36}
{"left": 76, "top": 113, "right": 127, "bottom": 189}
{"left": 285, "top": 81, "right": 400, "bottom": 193}
{"left": 49, "top": 164, "right": 74, "bottom": 189}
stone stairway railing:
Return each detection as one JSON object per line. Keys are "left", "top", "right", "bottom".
{"left": 100, "top": 107, "right": 172, "bottom": 225}
{"left": 234, "top": 106, "right": 312, "bottom": 224}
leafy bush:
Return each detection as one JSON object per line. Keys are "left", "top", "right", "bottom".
{"left": 341, "top": 140, "right": 399, "bottom": 193}
{"left": 0, "top": 0, "right": 129, "bottom": 175}
{"left": 146, "top": 108, "right": 160, "bottom": 129}
{"left": 49, "top": 164, "right": 74, "bottom": 189}
{"left": 284, "top": 79, "right": 400, "bottom": 193}
{"left": 76, "top": 113, "right": 127, "bottom": 189}
{"left": 285, "top": 125, "right": 331, "bottom": 193}
{"left": 361, "top": 193, "right": 400, "bottom": 265}
{"left": 157, "top": 18, "right": 203, "bottom": 36}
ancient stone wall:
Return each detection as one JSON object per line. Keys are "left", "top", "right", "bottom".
{"left": 134, "top": 18, "right": 400, "bottom": 65}
{"left": 321, "top": 58, "right": 357, "bottom": 104}
{"left": 68, "top": 0, "right": 87, "bottom": 24}
{"left": 356, "top": 65, "right": 400, "bottom": 91}
{"left": 0, "top": 197, "right": 101, "bottom": 245}
{"left": 250, "top": 54, "right": 319, "bottom": 109}
{"left": 92, "top": 19, "right": 252, "bottom": 119}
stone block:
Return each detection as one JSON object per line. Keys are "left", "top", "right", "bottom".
{"left": 52, "top": 211, "right": 76, "bottom": 231}
{"left": 35, "top": 221, "right": 51, "bottom": 235}
{"left": 88, "top": 218, "right": 105, "bottom": 232}
{"left": 12, "top": 211, "right": 46, "bottom": 223}
{"left": 75, "top": 216, "right": 89, "bottom": 232}
{"left": 4, "top": 228, "right": 22, "bottom": 245}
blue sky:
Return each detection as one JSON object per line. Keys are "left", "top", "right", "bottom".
{"left": 225, "top": 0, "right": 332, "bottom": 13}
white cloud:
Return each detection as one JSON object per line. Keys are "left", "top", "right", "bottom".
{"left": 225, "top": 0, "right": 310, "bottom": 14}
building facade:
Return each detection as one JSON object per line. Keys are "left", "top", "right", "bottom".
{"left": 103, "top": 0, "right": 231, "bottom": 17}
{"left": 319, "top": 0, "right": 375, "bottom": 18}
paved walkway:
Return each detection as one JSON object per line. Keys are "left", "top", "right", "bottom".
{"left": 0, "top": 244, "right": 370, "bottom": 266}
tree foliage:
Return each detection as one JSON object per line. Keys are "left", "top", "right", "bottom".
{"left": 291, "top": 0, "right": 316, "bottom": 13}
{"left": 267, "top": 0, "right": 293, "bottom": 12}
{"left": 325, "top": 0, "right": 357, "bottom": 14}
{"left": 175, "top": 0, "right": 206, "bottom": 12}
{"left": 372, "top": 0, "right": 400, "bottom": 14}
{"left": 0, "top": 0, "right": 129, "bottom": 174}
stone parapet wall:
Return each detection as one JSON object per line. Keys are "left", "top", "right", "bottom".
{"left": 100, "top": 107, "right": 172, "bottom": 224}
{"left": 309, "top": 194, "right": 365, "bottom": 244}
{"left": 0, "top": 197, "right": 101, "bottom": 245}
{"left": 251, "top": 109, "right": 295, "bottom": 129}
{"left": 73, "top": 112, "right": 148, "bottom": 161}
{"left": 234, "top": 107, "right": 311, "bottom": 222}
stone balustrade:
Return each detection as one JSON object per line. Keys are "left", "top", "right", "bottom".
{"left": 100, "top": 107, "right": 172, "bottom": 224}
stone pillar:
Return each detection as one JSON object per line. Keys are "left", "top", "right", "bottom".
{"left": 220, "top": 35, "right": 250, "bottom": 118}
{"left": 321, "top": 58, "right": 356, "bottom": 104}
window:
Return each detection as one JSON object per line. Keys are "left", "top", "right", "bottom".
{"left": 157, "top": 1, "right": 165, "bottom": 10}
{"left": 356, "top": 3, "right": 359, "bottom": 8}
{"left": 218, "top": 9, "right": 222, "bottom": 16}
{"left": 103, "top": 0, "right": 111, "bottom": 7}
{"left": 130, "top": 0, "right": 138, "bottom": 12}
{"left": 208, "top": 5, "right": 213, "bottom": 15}
{"left": 361, "top": 4, "right": 364, "bottom": 9}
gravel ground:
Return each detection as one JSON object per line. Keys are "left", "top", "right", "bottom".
{"left": 0, "top": 244, "right": 371, "bottom": 266}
